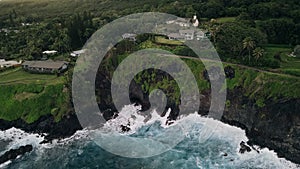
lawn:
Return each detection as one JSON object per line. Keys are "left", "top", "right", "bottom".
{"left": 155, "top": 36, "right": 183, "bottom": 46}
{"left": 0, "top": 67, "right": 65, "bottom": 85}
{"left": 0, "top": 67, "right": 69, "bottom": 123}
{"left": 263, "top": 44, "right": 300, "bottom": 77}
{"left": 215, "top": 17, "right": 236, "bottom": 23}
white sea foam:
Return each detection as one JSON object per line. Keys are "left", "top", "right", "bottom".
{"left": 98, "top": 105, "right": 299, "bottom": 168}
{"left": 0, "top": 128, "right": 45, "bottom": 151}
{"left": 0, "top": 105, "right": 299, "bottom": 168}
{"left": 0, "top": 160, "right": 11, "bottom": 169}
{"left": 101, "top": 104, "right": 172, "bottom": 134}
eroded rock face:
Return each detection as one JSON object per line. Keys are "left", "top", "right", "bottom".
{"left": 94, "top": 65, "right": 300, "bottom": 164}
{"left": 0, "top": 145, "right": 33, "bottom": 164}
{"left": 222, "top": 87, "right": 300, "bottom": 164}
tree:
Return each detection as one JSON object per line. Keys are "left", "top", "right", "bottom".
{"left": 51, "top": 28, "right": 71, "bottom": 53}
{"left": 215, "top": 22, "right": 266, "bottom": 61}
{"left": 236, "top": 12, "right": 255, "bottom": 27}
{"left": 253, "top": 47, "right": 264, "bottom": 61}
{"left": 257, "top": 19, "right": 295, "bottom": 44}
{"left": 243, "top": 37, "right": 256, "bottom": 62}
{"left": 203, "top": 2, "right": 225, "bottom": 18}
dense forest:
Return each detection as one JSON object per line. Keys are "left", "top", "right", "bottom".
{"left": 0, "top": 0, "right": 299, "bottom": 68}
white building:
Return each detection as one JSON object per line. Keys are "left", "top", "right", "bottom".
{"left": 192, "top": 14, "right": 199, "bottom": 27}
{"left": 166, "top": 17, "right": 191, "bottom": 27}
{"left": 70, "top": 49, "right": 86, "bottom": 57}
{"left": 168, "top": 29, "right": 208, "bottom": 41}
{"left": 166, "top": 14, "right": 199, "bottom": 28}
{"left": 122, "top": 33, "right": 137, "bottom": 41}
{"left": 179, "top": 30, "right": 195, "bottom": 40}
{"left": 42, "top": 50, "right": 58, "bottom": 55}
{"left": 0, "top": 59, "right": 21, "bottom": 68}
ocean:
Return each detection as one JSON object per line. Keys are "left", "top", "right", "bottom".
{"left": 0, "top": 105, "right": 299, "bottom": 169}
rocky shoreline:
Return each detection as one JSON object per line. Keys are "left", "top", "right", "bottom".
{"left": 0, "top": 89, "right": 299, "bottom": 164}
{"left": 0, "top": 113, "right": 82, "bottom": 143}
{"left": 0, "top": 67, "right": 299, "bottom": 165}
{"left": 0, "top": 145, "right": 33, "bottom": 165}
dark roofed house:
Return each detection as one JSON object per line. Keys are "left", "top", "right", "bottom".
{"left": 22, "top": 60, "right": 68, "bottom": 74}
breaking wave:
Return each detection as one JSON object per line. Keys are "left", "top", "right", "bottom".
{"left": 0, "top": 105, "right": 299, "bottom": 169}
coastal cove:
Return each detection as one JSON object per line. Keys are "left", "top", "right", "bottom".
{"left": 0, "top": 105, "right": 299, "bottom": 168}
{"left": 0, "top": 0, "right": 300, "bottom": 167}
{"left": 0, "top": 60, "right": 299, "bottom": 165}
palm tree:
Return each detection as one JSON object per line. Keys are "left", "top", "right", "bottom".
{"left": 243, "top": 37, "right": 255, "bottom": 62}
{"left": 253, "top": 47, "right": 265, "bottom": 61}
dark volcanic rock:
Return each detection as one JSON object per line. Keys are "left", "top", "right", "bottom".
{"left": 239, "top": 141, "right": 251, "bottom": 154}
{"left": 224, "top": 66, "right": 235, "bottom": 79}
{"left": 0, "top": 113, "right": 82, "bottom": 143}
{"left": 0, "top": 145, "right": 33, "bottom": 164}
{"left": 120, "top": 125, "right": 131, "bottom": 132}
{"left": 94, "top": 63, "right": 300, "bottom": 164}
{"left": 222, "top": 87, "right": 300, "bottom": 164}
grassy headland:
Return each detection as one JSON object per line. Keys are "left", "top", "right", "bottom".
{"left": 0, "top": 68, "right": 69, "bottom": 123}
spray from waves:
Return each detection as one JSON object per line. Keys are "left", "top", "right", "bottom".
{"left": 100, "top": 105, "right": 173, "bottom": 134}
{"left": 0, "top": 105, "right": 299, "bottom": 169}
{"left": 96, "top": 105, "right": 300, "bottom": 168}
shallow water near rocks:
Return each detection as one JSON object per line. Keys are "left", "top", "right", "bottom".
{"left": 0, "top": 105, "right": 299, "bottom": 169}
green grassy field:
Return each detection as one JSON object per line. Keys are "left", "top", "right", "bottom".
{"left": 0, "top": 67, "right": 69, "bottom": 123}
{"left": 263, "top": 44, "right": 300, "bottom": 77}
{"left": 215, "top": 17, "right": 236, "bottom": 23}
{"left": 155, "top": 36, "right": 183, "bottom": 46}
{"left": 0, "top": 67, "right": 65, "bottom": 85}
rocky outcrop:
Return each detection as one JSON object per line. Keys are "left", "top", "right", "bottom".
{"left": 220, "top": 86, "right": 300, "bottom": 164}
{"left": 0, "top": 145, "right": 33, "bottom": 164}
{"left": 0, "top": 113, "right": 82, "bottom": 143}
{"left": 93, "top": 64, "right": 300, "bottom": 164}
{"left": 239, "top": 141, "right": 252, "bottom": 154}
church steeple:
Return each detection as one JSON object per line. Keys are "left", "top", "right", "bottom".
{"left": 193, "top": 14, "right": 197, "bottom": 20}
{"left": 193, "top": 14, "right": 199, "bottom": 27}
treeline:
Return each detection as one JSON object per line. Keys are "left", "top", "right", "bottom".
{"left": 0, "top": 11, "right": 97, "bottom": 60}
{"left": 1, "top": 0, "right": 300, "bottom": 24}
{"left": 0, "top": 0, "right": 299, "bottom": 68}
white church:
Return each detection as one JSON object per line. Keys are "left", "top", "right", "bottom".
{"left": 166, "top": 14, "right": 199, "bottom": 28}
{"left": 166, "top": 14, "right": 209, "bottom": 41}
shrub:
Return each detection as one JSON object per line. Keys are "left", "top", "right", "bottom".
{"left": 294, "top": 45, "right": 300, "bottom": 57}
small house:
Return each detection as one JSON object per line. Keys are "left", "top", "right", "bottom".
{"left": 22, "top": 60, "right": 68, "bottom": 74}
